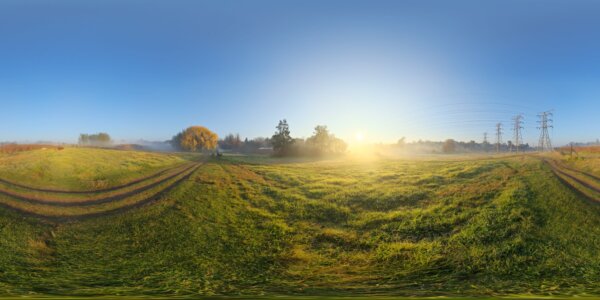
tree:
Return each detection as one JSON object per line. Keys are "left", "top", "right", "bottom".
{"left": 329, "top": 136, "right": 348, "bottom": 154}
{"left": 397, "top": 137, "right": 406, "bottom": 147}
{"left": 442, "top": 139, "right": 456, "bottom": 153}
{"left": 307, "top": 125, "right": 330, "bottom": 153}
{"left": 271, "top": 119, "right": 293, "bottom": 155}
{"left": 306, "top": 125, "right": 347, "bottom": 155}
{"left": 78, "top": 134, "right": 89, "bottom": 145}
{"left": 172, "top": 126, "right": 218, "bottom": 152}
{"left": 220, "top": 133, "right": 242, "bottom": 150}
{"left": 78, "top": 132, "right": 112, "bottom": 146}
{"left": 97, "top": 133, "right": 111, "bottom": 144}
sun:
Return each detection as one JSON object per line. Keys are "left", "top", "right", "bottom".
{"left": 355, "top": 131, "right": 365, "bottom": 142}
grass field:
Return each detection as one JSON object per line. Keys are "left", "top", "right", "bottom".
{"left": 555, "top": 146, "right": 600, "bottom": 177}
{"left": 0, "top": 147, "right": 599, "bottom": 297}
{"left": 0, "top": 147, "right": 187, "bottom": 190}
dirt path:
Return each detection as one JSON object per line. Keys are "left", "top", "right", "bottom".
{"left": 0, "top": 163, "right": 198, "bottom": 206}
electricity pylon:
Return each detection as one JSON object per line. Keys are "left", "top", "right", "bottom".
{"left": 495, "top": 123, "right": 502, "bottom": 153}
{"left": 483, "top": 132, "right": 488, "bottom": 152}
{"left": 512, "top": 114, "right": 524, "bottom": 153}
{"left": 537, "top": 110, "right": 553, "bottom": 152}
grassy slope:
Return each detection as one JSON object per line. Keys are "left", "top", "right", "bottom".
{"left": 0, "top": 149, "right": 598, "bottom": 297}
{"left": 556, "top": 148, "right": 600, "bottom": 177}
{"left": 0, "top": 147, "right": 185, "bottom": 190}
{"left": 0, "top": 162, "right": 287, "bottom": 296}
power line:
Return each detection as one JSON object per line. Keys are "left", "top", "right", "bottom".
{"left": 537, "top": 110, "right": 553, "bottom": 152}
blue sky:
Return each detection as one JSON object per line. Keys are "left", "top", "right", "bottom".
{"left": 1, "top": 0, "right": 599, "bottom": 146}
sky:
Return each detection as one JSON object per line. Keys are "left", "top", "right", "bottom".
{"left": 1, "top": 0, "right": 599, "bottom": 146}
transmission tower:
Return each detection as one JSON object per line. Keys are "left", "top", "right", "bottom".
{"left": 483, "top": 132, "right": 488, "bottom": 152}
{"left": 512, "top": 114, "right": 524, "bottom": 153}
{"left": 537, "top": 110, "right": 553, "bottom": 152}
{"left": 495, "top": 123, "right": 502, "bottom": 153}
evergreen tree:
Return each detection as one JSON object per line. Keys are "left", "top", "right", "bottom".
{"left": 271, "top": 119, "right": 293, "bottom": 155}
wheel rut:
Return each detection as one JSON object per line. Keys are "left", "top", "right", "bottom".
{"left": 549, "top": 160, "right": 600, "bottom": 182}
{"left": 0, "top": 163, "right": 197, "bottom": 206}
{"left": 542, "top": 158, "right": 600, "bottom": 202}
{"left": 0, "top": 162, "right": 190, "bottom": 194}
{"left": 0, "top": 162, "right": 203, "bottom": 221}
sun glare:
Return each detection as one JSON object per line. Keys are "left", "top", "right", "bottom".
{"left": 355, "top": 131, "right": 365, "bottom": 142}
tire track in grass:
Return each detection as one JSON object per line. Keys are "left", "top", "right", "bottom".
{"left": 0, "top": 162, "right": 191, "bottom": 194}
{"left": 544, "top": 159, "right": 600, "bottom": 192}
{"left": 549, "top": 170, "right": 600, "bottom": 205}
{"left": 0, "top": 163, "right": 202, "bottom": 222}
{"left": 542, "top": 159, "right": 600, "bottom": 202}
{"left": 0, "top": 163, "right": 198, "bottom": 207}
{"left": 549, "top": 159, "right": 600, "bottom": 182}
{"left": 552, "top": 168, "right": 600, "bottom": 195}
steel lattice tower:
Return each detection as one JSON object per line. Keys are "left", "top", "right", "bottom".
{"left": 483, "top": 132, "right": 488, "bottom": 152}
{"left": 512, "top": 114, "right": 524, "bottom": 153}
{"left": 537, "top": 111, "right": 553, "bottom": 152}
{"left": 495, "top": 123, "right": 502, "bottom": 153}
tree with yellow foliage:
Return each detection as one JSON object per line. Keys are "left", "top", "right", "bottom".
{"left": 171, "top": 126, "right": 218, "bottom": 152}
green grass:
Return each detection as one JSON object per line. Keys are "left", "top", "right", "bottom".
{"left": 0, "top": 164, "right": 198, "bottom": 218}
{"left": 552, "top": 149, "right": 600, "bottom": 178}
{"left": 0, "top": 148, "right": 599, "bottom": 297}
{"left": 0, "top": 147, "right": 186, "bottom": 190}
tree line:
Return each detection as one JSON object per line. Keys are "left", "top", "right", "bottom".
{"left": 270, "top": 120, "right": 347, "bottom": 156}
{"left": 377, "top": 138, "right": 534, "bottom": 154}
{"left": 168, "top": 119, "right": 347, "bottom": 157}
{"left": 78, "top": 133, "right": 112, "bottom": 146}
{"left": 78, "top": 123, "right": 544, "bottom": 156}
